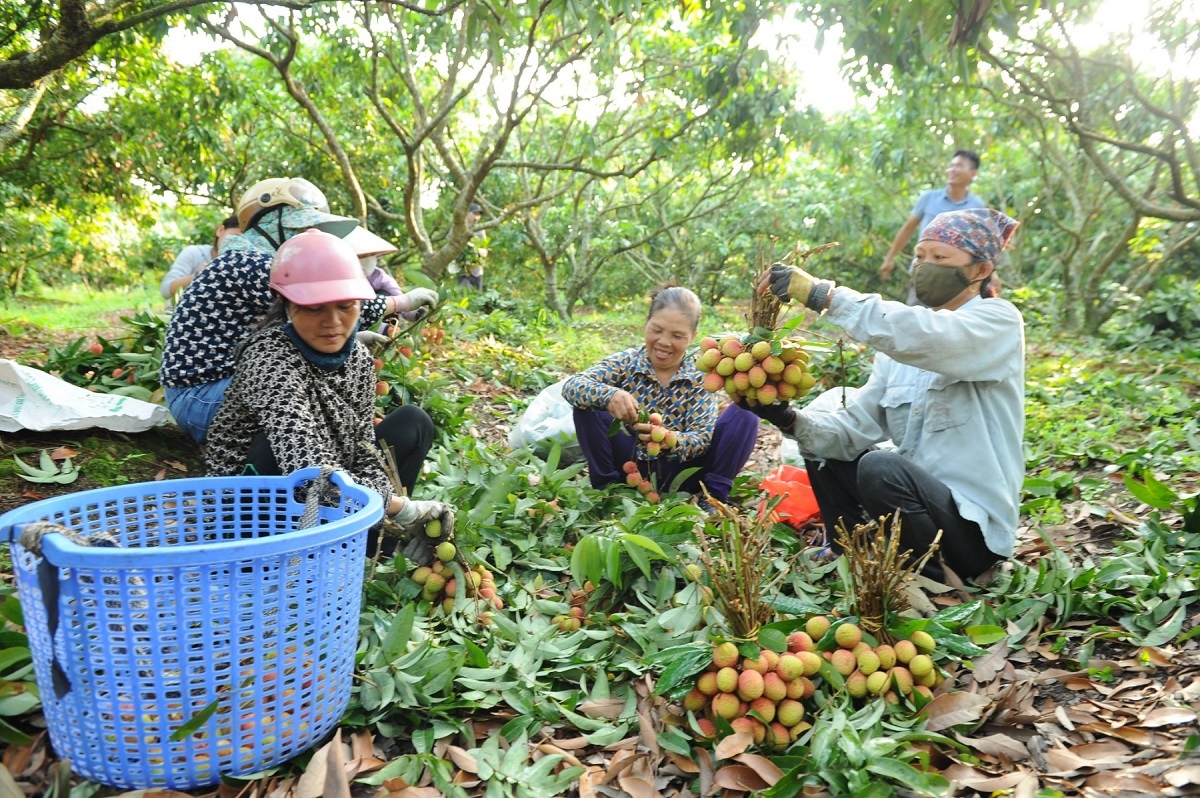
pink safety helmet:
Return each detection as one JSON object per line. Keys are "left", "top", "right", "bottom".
{"left": 269, "top": 229, "right": 377, "bottom": 305}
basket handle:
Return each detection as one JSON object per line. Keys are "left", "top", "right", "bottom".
{"left": 289, "top": 466, "right": 353, "bottom": 530}
{"left": 13, "top": 521, "right": 119, "bottom": 700}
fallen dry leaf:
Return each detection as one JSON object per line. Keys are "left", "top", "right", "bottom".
{"left": 922, "top": 691, "right": 992, "bottom": 731}
{"left": 294, "top": 729, "right": 350, "bottom": 798}
{"left": 713, "top": 763, "right": 772, "bottom": 792}
{"left": 446, "top": 745, "right": 479, "bottom": 773}
{"left": 579, "top": 698, "right": 627, "bottom": 720}
{"left": 1164, "top": 764, "right": 1200, "bottom": 788}
{"left": 732, "top": 753, "right": 783, "bottom": 785}
{"left": 954, "top": 731, "right": 1029, "bottom": 761}
{"left": 939, "top": 763, "right": 1030, "bottom": 791}
{"left": 1139, "top": 706, "right": 1198, "bottom": 727}
{"left": 713, "top": 731, "right": 753, "bottom": 761}
{"left": 616, "top": 774, "right": 661, "bottom": 798}
{"left": 1083, "top": 771, "right": 1166, "bottom": 792}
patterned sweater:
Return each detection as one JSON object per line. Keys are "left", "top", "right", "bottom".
{"left": 162, "top": 249, "right": 389, "bottom": 388}
{"left": 205, "top": 326, "right": 393, "bottom": 506}
{"left": 561, "top": 346, "right": 717, "bottom": 461}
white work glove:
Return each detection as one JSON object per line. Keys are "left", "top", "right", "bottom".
{"left": 355, "top": 330, "right": 391, "bottom": 352}
{"left": 397, "top": 288, "right": 440, "bottom": 314}
{"left": 390, "top": 498, "right": 455, "bottom": 565}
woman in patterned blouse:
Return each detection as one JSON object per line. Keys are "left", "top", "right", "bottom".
{"left": 205, "top": 230, "right": 454, "bottom": 559}
{"left": 562, "top": 286, "right": 759, "bottom": 504}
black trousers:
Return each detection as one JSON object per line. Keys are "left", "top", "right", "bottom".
{"left": 246, "top": 404, "right": 434, "bottom": 491}
{"left": 247, "top": 405, "right": 435, "bottom": 556}
{"left": 805, "top": 449, "right": 1001, "bottom": 580}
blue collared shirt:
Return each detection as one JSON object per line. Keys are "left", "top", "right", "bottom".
{"left": 785, "top": 289, "right": 1025, "bottom": 558}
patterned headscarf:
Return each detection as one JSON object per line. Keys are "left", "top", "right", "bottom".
{"left": 223, "top": 206, "right": 346, "bottom": 256}
{"left": 919, "top": 208, "right": 1019, "bottom": 263}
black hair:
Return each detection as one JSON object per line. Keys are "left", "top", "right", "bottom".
{"left": 222, "top": 214, "right": 241, "bottom": 229}
{"left": 469, "top": 203, "right": 483, "bottom": 214}
{"left": 647, "top": 284, "right": 702, "bottom": 332}
{"left": 953, "top": 149, "right": 981, "bottom": 170}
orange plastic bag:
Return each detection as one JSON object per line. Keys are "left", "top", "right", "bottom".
{"left": 759, "top": 465, "right": 820, "bottom": 527}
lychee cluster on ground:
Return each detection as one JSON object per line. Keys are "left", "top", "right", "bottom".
{"left": 695, "top": 334, "right": 816, "bottom": 407}
{"left": 808, "top": 615, "right": 943, "bottom": 704}
{"left": 411, "top": 547, "right": 504, "bottom": 616}
{"left": 551, "top": 583, "right": 595, "bottom": 632}
{"left": 683, "top": 640, "right": 818, "bottom": 750}
{"left": 621, "top": 460, "right": 661, "bottom": 504}
{"left": 683, "top": 616, "right": 946, "bottom": 750}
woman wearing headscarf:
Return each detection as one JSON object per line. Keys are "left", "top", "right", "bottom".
{"left": 751, "top": 208, "right": 1024, "bottom": 581}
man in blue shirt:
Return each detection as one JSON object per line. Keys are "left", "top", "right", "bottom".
{"left": 880, "top": 150, "right": 985, "bottom": 305}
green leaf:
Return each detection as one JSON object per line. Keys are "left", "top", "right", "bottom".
{"left": 381, "top": 603, "right": 416, "bottom": 661}
{"left": 654, "top": 645, "right": 713, "bottom": 697}
{"left": 928, "top": 600, "right": 983, "bottom": 628}
{"left": 0, "top": 597, "right": 23, "bottom": 627}
{"left": 168, "top": 697, "right": 218, "bottom": 742}
{"left": 964, "top": 625, "right": 1006, "bottom": 646}
{"left": 766, "top": 595, "right": 826, "bottom": 616}
{"left": 1130, "top": 604, "right": 1186, "bottom": 646}
{"left": 865, "top": 754, "right": 951, "bottom": 794}
{"left": 1124, "top": 473, "right": 1178, "bottom": 510}
{"left": 757, "top": 627, "right": 788, "bottom": 653}
{"left": 0, "top": 717, "right": 33, "bottom": 747}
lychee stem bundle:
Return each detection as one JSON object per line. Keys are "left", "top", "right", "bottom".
{"left": 694, "top": 491, "right": 784, "bottom": 640}
{"left": 833, "top": 513, "right": 942, "bottom": 642}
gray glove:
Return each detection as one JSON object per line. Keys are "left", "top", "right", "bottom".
{"left": 390, "top": 498, "right": 455, "bottom": 565}
{"left": 400, "top": 307, "right": 429, "bottom": 322}
{"left": 356, "top": 330, "right": 391, "bottom": 352}
{"left": 398, "top": 288, "right": 440, "bottom": 314}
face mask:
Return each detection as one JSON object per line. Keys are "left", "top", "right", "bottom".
{"left": 912, "top": 261, "right": 983, "bottom": 307}
{"left": 360, "top": 255, "right": 378, "bottom": 277}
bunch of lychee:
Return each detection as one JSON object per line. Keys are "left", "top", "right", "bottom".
{"left": 682, "top": 640, "right": 820, "bottom": 750}
{"left": 411, "top": 552, "right": 505, "bottom": 614}
{"left": 420, "top": 324, "right": 446, "bottom": 348}
{"left": 805, "top": 615, "right": 944, "bottom": 704}
{"left": 641, "top": 412, "right": 678, "bottom": 457}
{"left": 696, "top": 335, "right": 816, "bottom": 407}
{"left": 621, "top": 461, "right": 661, "bottom": 505}
{"left": 551, "top": 583, "right": 594, "bottom": 632}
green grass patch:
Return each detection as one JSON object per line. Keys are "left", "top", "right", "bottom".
{"left": 0, "top": 284, "right": 162, "bottom": 334}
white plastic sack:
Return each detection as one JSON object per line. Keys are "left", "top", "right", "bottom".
{"left": 0, "top": 359, "right": 169, "bottom": 433}
{"left": 508, "top": 379, "right": 583, "bottom": 464}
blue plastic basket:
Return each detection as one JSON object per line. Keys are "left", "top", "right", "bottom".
{"left": 0, "top": 468, "right": 383, "bottom": 790}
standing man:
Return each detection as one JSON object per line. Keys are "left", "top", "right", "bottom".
{"left": 451, "top": 202, "right": 486, "bottom": 291}
{"left": 880, "top": 149, "right": 985, "bottom": 305}
{"left": 160, "top": 215, "right": 241, "bottom": 308}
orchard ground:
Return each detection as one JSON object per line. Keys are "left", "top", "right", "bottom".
{"left": 0, "top": 298, "right": 1198, "bottom": 797}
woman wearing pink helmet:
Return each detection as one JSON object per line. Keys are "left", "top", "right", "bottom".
{"left": 205, "top": 229, "right": 454, "bottom": 560}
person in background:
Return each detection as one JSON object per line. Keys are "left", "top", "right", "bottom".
{"left": 562, "top": 285, "right": 759, "bottom": 507}
{"left": 161, "top": 177, "right": 440, "bottom": 444}
{"left": 345, "top": 225, "right": 434, "bottom": 339}
{"left": 880, "top": 149, "right": 986, "bottom": 305}
{"left": 206, "top": 229, "right": 450, "bottom": 560}
{"left": 451, "top": 202, "right": 486, "bottom": 291}
{"left": 159, "top": 215, "right": 241, "bottom": 307}
{"left": 752, "top": 208, "right": 1024, "bottom": 583}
